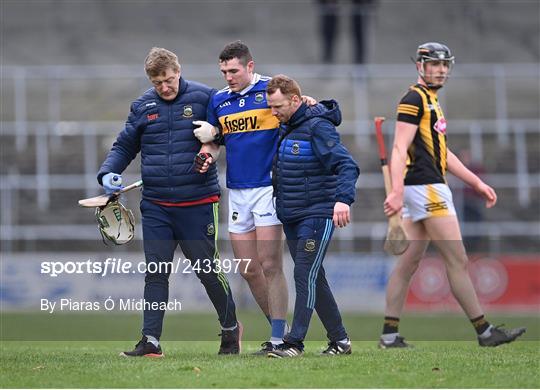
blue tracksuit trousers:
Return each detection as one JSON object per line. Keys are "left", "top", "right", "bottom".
{"left": 282, "top": 217, "right": 348, "bottom": 347}
{"left": 140, "top": 199, "right": 237, "bottom": 339}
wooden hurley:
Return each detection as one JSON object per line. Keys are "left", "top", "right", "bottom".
{"left": 374, "top": 117, "right": 409, "bottom": 256}
{"left": 78, "top": 180, "right": 143, "bottom": 208}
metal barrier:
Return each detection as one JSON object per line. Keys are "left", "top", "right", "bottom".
{"left": 1, "top": 64, "right": 539, "bottom": 251}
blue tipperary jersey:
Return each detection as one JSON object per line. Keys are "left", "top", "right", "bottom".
{"left": 207, "top": 74, "right": 279, "bottom": 189}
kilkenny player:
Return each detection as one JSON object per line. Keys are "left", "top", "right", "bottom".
{"left": 379, "top": 42, "right": 526, "bottom": 348}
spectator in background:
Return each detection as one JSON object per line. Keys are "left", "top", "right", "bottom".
{"left": 316, "top": 0, "right": 376, "bottom": 64}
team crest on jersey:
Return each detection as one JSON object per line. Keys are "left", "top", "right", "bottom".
{"left": 292, "top": 142, "right": 300, "bottom": 155}
{"left": 182, "top": 105, "right": 193, "bottom": 118}
{"left": 206, "top": 223, "right": 215, "bottom": 236}
{"left": 434, "top": 118, "right": 447, "bottom": 134}
{"left": 254, "top": 92, "right": 264, "bottom": 104}
{"left": 305, "top": 239, "right": 316, "bottom": 252}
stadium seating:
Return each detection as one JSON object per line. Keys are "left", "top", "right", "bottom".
{"left": 1, "top": 0, "right": 538, "bottom": 252}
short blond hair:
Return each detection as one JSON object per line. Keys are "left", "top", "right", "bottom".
{"left": 266, "top": 74, "right": 302, "bottom": 98}
{"left": 144, "top": 47, "right": 180, "bottom": 77}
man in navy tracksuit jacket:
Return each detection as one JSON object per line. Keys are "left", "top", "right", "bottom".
{"left": 97, "top": 48, "right": 240, "bottom": 357}
{"left": 266, "top": 75, "right": 360, "bottom": 358}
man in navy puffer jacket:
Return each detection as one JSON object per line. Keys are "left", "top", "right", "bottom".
{"left": 266, "top": 75, "right": 360, "bottom": 358}
{"left": 97, "top": 47, "right": 240, "bottom": 357}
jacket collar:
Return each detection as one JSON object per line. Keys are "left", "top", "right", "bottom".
{"left": 178, "top": 77, "right": 188, "bottom": 96}
{"left": 286, "top": 102, "right": 308, "bottom": 126}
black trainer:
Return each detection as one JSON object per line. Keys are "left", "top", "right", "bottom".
{"left": 267, "top": 342, "right": 303, "bottom": 358}
{"left": 120, "top": 336, "right": 163, "bottom": 357}
{"left": 321, "top": 340, "right": 352, "bottom": 355}
{"left": 252, "top": 341, "right": 278, "bottom": 356}
{"left": 378, "top": 336, "right": 413, "bottom": 349}
{"left": 478, "top": 325, "right": 526, "bottom": 347}
{"left": 218, "top": 321, "right": 243, "bottom": 354}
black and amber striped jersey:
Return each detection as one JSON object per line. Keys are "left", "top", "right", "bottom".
{"left": 396, "top": 84, "right": 448, "bottom": 185}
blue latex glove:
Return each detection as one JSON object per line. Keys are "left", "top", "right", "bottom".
{"left": 102, "top": 173, "right": 123, "bottom": 194}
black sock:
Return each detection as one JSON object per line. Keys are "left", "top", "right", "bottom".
{"left": 382, "top": 316, "right": 400, "bottom": 334}
{"left": 471, "top": 315, "right": 491, "bottom": 335}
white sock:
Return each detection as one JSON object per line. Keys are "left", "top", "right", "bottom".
{"left": 221, "top": 324, "right": 238, "bottom": 331}
{"left": 339, "top": 338, "right": 351, "bottom": 345}
{"left": 270, "top": 337, "right": 283, "bottom": 345}
{"left": 478, "top": 325, "right": 494, "bottom": 339}
{"left": 145, "top": 335, "right": 159, "bottom": 347}
{"left": 381, "top": 333, "right": 398, "bottom": 343}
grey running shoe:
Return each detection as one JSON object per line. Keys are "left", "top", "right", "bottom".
{"left": 478, "top": 325, "right": 526, "bottom": 347}
{"left": 378, "top": 336, "right": 413, "bottom": 349}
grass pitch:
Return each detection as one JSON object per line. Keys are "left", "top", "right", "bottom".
{"left": 1, "top": 341, "right": 539, "bottom": 388}
{"left": 1, "top": 312, "right": 538, "bottom": 388}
